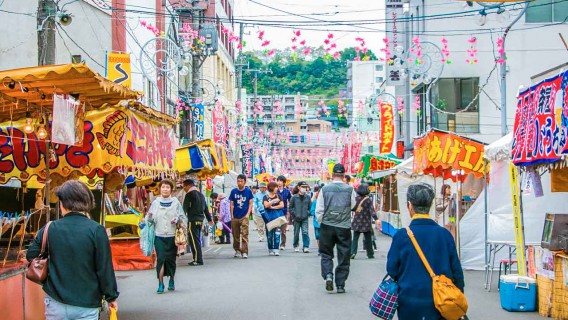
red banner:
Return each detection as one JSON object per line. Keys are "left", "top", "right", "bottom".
{"left": 512, "top": 70, "right": 568, "bottom": 166}
{"left": 380, "top": 103, "right": 395, "bottom": 154}
{"left": 342, "top": 141, "right": 362, "bottom": 174}
{"left": 413, "top": 130, "right": 486, "bottom": 179}
{"left": 212, "top": 109, "right": 228, "bottom": 147}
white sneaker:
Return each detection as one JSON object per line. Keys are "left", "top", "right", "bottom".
{"left": 242, "top": 253, "right": 248, "bottom": 259}
{"left": 280, "top": 246, "right": 285, "bottom": 250}
{"left": 303, "top": 248, "right": 310, "bottom": 253}
{"left": 294, "top": 247, "right": 300, "bottom": 252}
{"left": 269, "top": 251, "right": 275, "bottom": 256}
{"left": 234, "top": 251, "right": 240, "bottom": 258}
{"left": 259, "top": 237, "right": 265, "bottom": 242}
{"left": 274, "top": 251, "right": 280, "bottom": 256}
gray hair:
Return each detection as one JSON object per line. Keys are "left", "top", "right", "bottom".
{"left": 407, "top": 183, "right": 435, "bottom": 214}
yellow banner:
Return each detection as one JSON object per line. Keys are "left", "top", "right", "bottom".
{"left": 0, "top": 107, "right": 176, "bottom": 183}
{"left": 509, "top": 163, "right": 527, "bottom": 276}
{"left": 106, "top": 52, "right": 132, "bottom": 88}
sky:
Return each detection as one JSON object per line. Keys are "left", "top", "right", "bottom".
{"left": 233, "top": 0, "right": 386, "bottom": 55}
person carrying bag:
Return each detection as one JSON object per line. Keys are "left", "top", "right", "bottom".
{"left": 406, "top": 227, "right": 468, "bottom": 320}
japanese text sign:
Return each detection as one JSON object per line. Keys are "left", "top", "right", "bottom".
{"left": 512, "top": 70, "right": 568, "bottom": 166}
{"left": 380, "top": 103, "right": 396, "bottom": 154}
{"left": 413, "top": 130, "right": 486, "bottom": 179}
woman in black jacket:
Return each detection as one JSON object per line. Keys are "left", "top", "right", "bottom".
{"left": 27, "top": 180, "right": 118, "bottom": 320}
{"left": 350, "top": 183, "right": 378, "bottom": 259}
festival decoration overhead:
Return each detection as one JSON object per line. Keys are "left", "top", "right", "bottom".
{"left": 440, "top": 37, "right": 451, "bottom": 64}
{"left": 496, "top": 37, "right": 506, "bottom": 64}
{"left": 466, "top": 36, "right": 478, "bottom": 64}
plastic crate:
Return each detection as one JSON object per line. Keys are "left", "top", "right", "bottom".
{"left": 499, "top": 275, "right": 537, "bottom": 312}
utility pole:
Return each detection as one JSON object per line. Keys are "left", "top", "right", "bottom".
{"left": 236, "top": 23, "right": 245, "bottom": 102}
{"left": 37, "top": 0, "right": 57, "bottom": 65}
{"left": 190, "top": 0, "right": 202, "bottom": 141}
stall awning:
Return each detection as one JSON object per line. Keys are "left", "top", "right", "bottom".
{"left": 175, "top": 139, "right": 229, "bottom": 179}
{"left": 0, "top": 63, "right": 143, "bottom": 122}
{"left": 357, "top": 154, "right": 401, "bottom": 177}
{"left": 413, "top": 129, "right": 487, "bottom": 180}
{"left": 512, "top": 69, "right": 568, "bottom": 169}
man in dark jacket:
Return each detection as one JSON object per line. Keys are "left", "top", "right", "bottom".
{"left": 386, "top": 183, "right": 465, "bottom": 320}
{"left": 27, "top": 180, "right": 118, "bottom": 319}
{"left": 289, "top": 181, "right": 312, "bottom": 253}
{"left": 182, "top": 179, "right": 213, "bottom": 266}
{"left": 316, "top": 164, "right": 357, "bottom": 293}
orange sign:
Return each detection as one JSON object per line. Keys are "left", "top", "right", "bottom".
{"left": 413, "top": 130, "right": 486, "bottom": 179}
{"left": 380, "top": 103, "right": 395, "bottom": 154}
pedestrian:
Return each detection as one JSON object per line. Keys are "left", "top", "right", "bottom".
{"left": 276, "top": 175, "right": 292, "bottom": 250}
{"left": 146, "top": 179, "right": 187, "bottom": 293}
{"left": 350, "top": 183, "right": 378, "bottom": 259}
{"left": 316, "top": 164, "right": 356, "bottom": 293}
{"left": 217, "top": 193, "right": 232, "bottom": 244}
{"left": 253, "top": 183, "right": 268, "bottom": 242}
{"left": 263, "top": 181, "right": 284, "bottom": 256}
{"left": 26, "top": 180, "right": 119, "bottom": 319}
{"left": 289, "top": 181, "right": 311, "bottom": 253}
{"left": 182, "top": 179, "right": 213, "bottom": 266}
{"left": 386, "top": 182, "right": 465, "bottom": 320}
{"left": 436, "top": 184, "right": 456, "bottom": 238}
{"left": 311, "top": 185, "right": 321, "bottom": 251}
{"left": 210, "top": 192, "right": 220, "bottom": 219}
{"left": 229, "top": 174, "right": 254, "bottom": 258}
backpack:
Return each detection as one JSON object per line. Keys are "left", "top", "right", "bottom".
{"left": 406, "top": 227, "right": 468, "bottom": 320}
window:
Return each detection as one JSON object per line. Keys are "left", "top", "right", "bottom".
{"left": 429, "top": 78, "right": 480, "bottom": 134}
{"left": 526, "top": 0, "right": 568, "bottom": 23}
{"left": 375, "top": 64, "right": 384, "bottom": 72}
{"left": 376, "top": 76, "right": 384, "bottom": 83}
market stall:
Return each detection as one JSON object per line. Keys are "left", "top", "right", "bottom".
{"left": 0, "top": 63, "right": 143, "bottom": 318}
{"left": 507, "top": 69, "right": 568, "bottom": 317}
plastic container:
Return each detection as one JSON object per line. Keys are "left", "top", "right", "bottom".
{"left": 499, "top": 275, "right": 537, "bottom": 312}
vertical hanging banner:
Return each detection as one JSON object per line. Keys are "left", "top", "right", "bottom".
{"left": 191, "top": 103, "right": 205, "bottom": 141}
{"left": 212, "top": 108, "right": 228, "bottom": 146}
{"left": 342, "top": 141, "right": 362, "bottom": 174}
{"left": 241, "top": 144, "right": 253, "bottom": 177}
{"left": 105, "top": 52, "right": 132, "bottom": 88}
{"left": 379, "top": 103, "right": 396, "bottom": 154}
{"left": 509, "top": 163, "right": 527, "bottom": 276}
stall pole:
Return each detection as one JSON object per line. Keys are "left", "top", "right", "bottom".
{"left": 456, "top": 172, "right": 462, "bottom": 257}
{"left": 101, "top": 176, "right": 106, "bottom": 227}
{"left": 483, "top": 159, "right": 489, "bottom": 289}
{"left": 44, "top": 141, "right": 50, "bottom": 222}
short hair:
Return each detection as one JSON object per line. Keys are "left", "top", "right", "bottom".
{"left": 291, "top": 185, "right": 299, "bottom": 195}
{"left": 267, "top": 181, "right": 278, "bottom": 192}
{"left": 356, "top": 183, "right": 370, "bottom": 196}
{"left": 159, "top": 179, "right": 175, "bottom": 190}
{"left": 313, "top": 185, "right": 320, "bottom": 192}
{"left": 54, "top": 180, "right": 95, "bottom": 213}
{"left": 237, "top": 174, "right": 247, "bottom": 181}
{"left": 210, "top": 192, "right": 218, "bottom": 199}
{"left": 183, "top": 179, "right": 195, "bottom": 186}
{"left": 277, "top": 175, "right": 286, "bottom": 182}
{"left": 345, "top": 175, "right": 352, "bottom": 183}
{"left": 407, "top": 183, "right": 435, "bottom": 214}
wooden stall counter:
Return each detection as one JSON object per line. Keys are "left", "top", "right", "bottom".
{"left": 0, "top": 262, "right": 45, "bottom": 320}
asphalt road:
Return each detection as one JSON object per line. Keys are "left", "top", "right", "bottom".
{"left": 114, "top": 220, "right": 545, "bottom": 320}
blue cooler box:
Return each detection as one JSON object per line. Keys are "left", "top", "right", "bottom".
{"left": 499, "top": 275, "right": 537, "bottom": 312}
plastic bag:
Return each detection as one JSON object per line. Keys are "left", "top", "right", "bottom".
{"left": 110, "top": 307, "right": 118, "bottom": 320}
{"left": 139, "top": 222, "right": 155, "bottom": 256}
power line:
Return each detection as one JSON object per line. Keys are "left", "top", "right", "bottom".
{"left": 56, "top": 25, "right": 105, "bottom": 68}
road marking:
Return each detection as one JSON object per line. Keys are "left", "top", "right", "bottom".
{"left": 214, "top": 247, "right": 223, "bottom": 253}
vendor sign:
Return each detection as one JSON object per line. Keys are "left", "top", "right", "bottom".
{"left": 512, "top": 70, "right": 568, "bottom": 166}
{"left": 379, "top": 103, "right": 396, "bottom": 154}
{"left": 413, "top": 130, "right": 486, "bottom": 179}
{"left": 0, "top": 107, "right": 176, "bottom": 182}
{"left": 357, "top": 154, "right": 401, "bottom": 177}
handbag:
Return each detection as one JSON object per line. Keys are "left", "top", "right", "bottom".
{"left": 406, "top": 227, "right": 468, "bottom": 320}
{"left": 26, "top": 221, "right": 52, "bottom": 284}
{"left": 175, "top": 227, "right": 187, "bottom": 246}
{"left": 266, "top": 216, "right": 287, "bottom": 231}
{"left": 369, "top": 275, "right": 399, "bottom": 320}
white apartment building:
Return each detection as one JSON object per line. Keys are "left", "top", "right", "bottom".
{"left": 245, "top": 94, "right": 309, "bottom": 133}
{"left": 386, "top": 0, "right": 568, "bottom": 144}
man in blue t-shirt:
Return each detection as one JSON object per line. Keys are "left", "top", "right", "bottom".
{"left": 229, "top": 174, "right": 254, "bottom": 258}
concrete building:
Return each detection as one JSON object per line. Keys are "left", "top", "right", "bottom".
{"left": 387, "top": 0, "right": 568, "bottom": 145}
{"left": 307, "top": 120, "right": 333, "bottom": 133}
{"left": 346, "top": 61, "right": 387, "bottom": 123}
{"left": 245, "top": 94, "right": 308, "bottom": 133}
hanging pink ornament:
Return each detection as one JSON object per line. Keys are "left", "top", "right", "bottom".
{"left": 267, "top": 49, "right": 275, "bottom": 56}
{"left": 440, "top": 37, "right": 451, "bottom": 64}
{"left": 327, "top": 33, "right": 334, "bottom": 39}
{"left": 295, "top": 30, "right": 301, "bottom": 37}
{"left": 257, "top": 30, "right": 265, "bottom": 40}
{"left": 397, "top": 97, "right": 404, "bottom": 115}
{"left": 495, "top": 37, "right": 506, "bottom": 64}
{"left": 412, "top": 95, "right": 421, "bottom": 113}
{"left": 262, "top": 40, "right": 270, "bottom": 47}
{"left": 235, "top": 100, "right": 242, "bottom": 114}
{"left": 466, "top": 36, "right": 478, "bottom": 64}
{"left": 300, "top": 40, "right": 306, "bottom": 46}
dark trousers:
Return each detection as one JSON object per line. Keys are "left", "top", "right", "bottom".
{"left": 351, "top": 230, "right": 374, "bottom": 258}
{"left": 188, "top": 221, "right": 203, "bottom": 264}
{"left": 221, "top": 221, "right": 231, "bottom": 244}
{"left": 319, "top": 224, "right": 352, "bottom": 287}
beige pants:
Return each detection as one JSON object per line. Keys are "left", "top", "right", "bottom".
{"left": 253, "top": 215, "right": 265, "bottom": 239}
{"left": 231, "top": 218, "right": 249, "bottom": 254}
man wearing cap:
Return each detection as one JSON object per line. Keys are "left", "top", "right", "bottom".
{"left": 289, "top": 181, "right": 312, "bottom": 253}
{"left": 253, "top": 183, "right": 268, "bottom": 242}
{"left": 182, "top": 179, "right": 213, "bottom": 266}
{"left": 386, "top": 183, "right": 464, "bottom": 319}
{"left": 316, "top": 163, "right": 357, "bottom": 293}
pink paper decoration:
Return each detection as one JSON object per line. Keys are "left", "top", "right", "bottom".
{"left": 466, "top": 36, "right": 478, "bottom": 64}
{"left": 496, "top": 37, "right": 506, "bottom": 64}
{"left": 441, "top": 37, "right": 451, "bottom": 64}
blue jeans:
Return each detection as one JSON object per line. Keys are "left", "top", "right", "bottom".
{"left": 45, "top": 294, "right": 99, "bottom": 320}
{"left": 293, "top": 219, "right": 310, "bottom": 249}
{"left": 266, "top": 226, "right": 281, "bottom": 252}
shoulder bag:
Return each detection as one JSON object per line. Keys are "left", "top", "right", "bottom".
{"left": 26, "top": 221, "right": 52, "bottom": 284}
{"left": 369, "top": 275, "right": 399, "bottom": 319}
{"left": 175, "top": 226, "right": 187, "bottom": 246}
{"left": 406, "top": 227, "right": 468, "bottom": 320}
